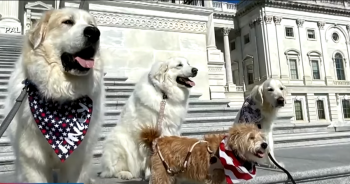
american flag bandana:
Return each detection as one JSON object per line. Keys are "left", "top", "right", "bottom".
{"left": 26, "top": 80, "right": 93, "bottom": 162}
{"left": 219, "top": 136, "right": 256, "bottom": 184}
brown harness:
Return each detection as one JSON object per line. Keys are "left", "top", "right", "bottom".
{"left": 153, "top": 93, "right": 214, "bottom": 176}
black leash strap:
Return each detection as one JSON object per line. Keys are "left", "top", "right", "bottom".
{"left": 268, "top": 153, "right": 297, "bottom": 184}
{"left": 0, "top": 82, "right": 28, "bottom": 138}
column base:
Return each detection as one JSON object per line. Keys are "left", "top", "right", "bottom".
{"left": 207, "top": 48, "right": 226, "bottom": 99}
{"left": 303, "top": 75, "right": 312, "bottom": 85}
{"left": 325, "top": 76, "right": 334, "bottom": 86}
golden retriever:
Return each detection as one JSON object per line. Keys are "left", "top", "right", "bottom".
{"left": 234, "top": 78, "right": 287, "bottom": 168}
{"left": 3, "top": 8, "right": 104, "bottom": 183}
{"left": 140, "top": 123, "right": 267, "bottom": 184}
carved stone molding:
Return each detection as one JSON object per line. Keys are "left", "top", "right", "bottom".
{"left": 317, "top": 21, "right": 325, "bottom": 30}
{"left": 273, "top": 16, "right": 282, "bottom": 25}
{"left": 249, "top": 20, "right": 255, "bottom": 29}
{"left": 221, "top": 27, "right": 230, "bottom": 36}
{"left": 256, "top": 18, "right": 263, "bottom": 25}
{"left": 90, "top": 11, "right": 207, "bottom": 33}
{"left": 264, "top": 15, "right": 273, "bottom": 24}
{"left": 296, "top": 19, "right": 304, "bottom": 28}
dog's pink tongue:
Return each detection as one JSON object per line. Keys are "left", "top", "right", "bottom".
{"left": 75, "top": 57, "right": 94, "bottom": 68}
{"left": 186, "top": 80, "right": 195, "bottom": 87}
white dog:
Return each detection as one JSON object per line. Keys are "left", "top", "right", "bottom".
{"left": 234, "top": 78, "right": 287, "bottom": 168}
{"left": 99, "top": 57, "right": 198, "bottom": 180}
{"left": 3, "top": 8, "right": 104, "bottom": 183}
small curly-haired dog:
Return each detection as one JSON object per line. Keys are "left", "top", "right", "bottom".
{"left": 140, "top": 123, "right": 268, "bottom": 184}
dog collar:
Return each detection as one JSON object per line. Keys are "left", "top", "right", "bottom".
{"left": 26, "top": 79, "right": 93, "bottom": 162}
{"left": 218, "top": 136, "right": 256, "bottom": 184}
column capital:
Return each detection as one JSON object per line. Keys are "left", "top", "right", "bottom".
{"left": 317, "top": 21, "right": 325, "bottom": 30}
{"left": 256, "top": 17, "right": 263, "bottom": 25}
{"left": 273, "top": 16, "right": 282, "bottom": 25}
{"left": 264, "top": 15, "right": 273, "bottom": 24}
{"left": 346, "top": 24, "right": 350, "bottom": 31}
{"left": 222, "top": 27, "right": 231, "bottom": 36}
{"left": 296, "top": 19, "right": 305, "bottom": 28}
{"left": 249, "top": 20, "right": 255, "bottom": 29}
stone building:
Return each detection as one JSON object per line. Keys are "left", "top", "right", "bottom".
{"left": 1, "top": 0, "right": 350, "bottom": 124}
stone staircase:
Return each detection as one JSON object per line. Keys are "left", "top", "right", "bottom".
{"left": 0, "top": 34, "right": 348, "bottom": 175}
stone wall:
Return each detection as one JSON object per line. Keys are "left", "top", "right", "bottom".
{"left": 99, "top": 26, "right": 210, "bottom": 100}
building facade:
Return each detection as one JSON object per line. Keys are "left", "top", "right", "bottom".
{"left": 1, "top": 0, "right": 350, "bottom": 124}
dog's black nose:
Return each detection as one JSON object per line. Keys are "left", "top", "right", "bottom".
{"left": 84, "top": 26, "right": 100, "bottom": 43}
{"left": 261, "top": 142, "right": 268, "bottom": 149}
{"left": 192, "top": 68, "right": 198, "bottom": 75}
{"left": 277, "top": 97, "right": 285, "bottom": 106}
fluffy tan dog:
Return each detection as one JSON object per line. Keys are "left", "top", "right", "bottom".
{"left": 140, "top": 123, "right": 268, "bottom": 184}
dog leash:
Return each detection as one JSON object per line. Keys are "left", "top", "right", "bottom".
{"left": 156, "top": 93, "right": 167, "bottom": 132}
{"left": 0, "top": 80, "right": 28, "bottom": 138}
{"left": 268, "top": 153, "right": 297, "bottom": 184}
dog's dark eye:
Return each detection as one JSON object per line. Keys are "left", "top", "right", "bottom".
{"left": 249, "top": 136, "right": 255, "bottom": 140}
{"left": 177, "top": 64, "right": 183, "bottom": 67}
{"left": 62, "top": 20, "right": 74, "bottom": 25}
{"left": 280, "top": 87, "right": 284, "bottom": 90}
{"left": 268, "top": 88, "right": 274, "bottom": 92}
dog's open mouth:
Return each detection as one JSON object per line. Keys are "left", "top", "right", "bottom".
{"left": 255, "top": 151, "right": 265, "bottom": 158}
{"left": 176, "top": 77, "right": 195, "bottom": 88}
{"left": 61, "top": 46, "right": 96, "bottom": 73}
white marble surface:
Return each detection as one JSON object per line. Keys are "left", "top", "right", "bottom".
{"left": 99, "top": 26, "right": 210, "bottom": 100}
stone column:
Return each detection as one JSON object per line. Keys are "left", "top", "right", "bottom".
{"left": 0, "top": 1, "right": 22, "bottom": 34}
{"left": 222, "top": 27, "right": 235, "bottom": 91}
{"left": 318, "top": 21, "right": 333, "bottom": 85}
{"left": 205, "top": 1, "right": 227, "bottom": 99}
{"left": 296, "top": 19, "right": 311, "bottom": 84}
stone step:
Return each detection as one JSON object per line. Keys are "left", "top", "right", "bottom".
{"left": 104, "top": 99, "right": 230, "bottom": 109}
{"left": 104, "top": 107, "right": 237, "bottom": 119}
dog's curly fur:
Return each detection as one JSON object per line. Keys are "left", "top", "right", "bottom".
{"left": 140, "top": 123, "right": 267, "bottom": 184}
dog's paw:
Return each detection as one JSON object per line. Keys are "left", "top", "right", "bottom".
{"left": 144, "top": 167, "right": 151, "bottom": 181}
{"left": 116, "top": 171, "right": 133, "bottom": 180}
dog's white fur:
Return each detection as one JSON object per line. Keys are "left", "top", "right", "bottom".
{"left": 100, "top": 57, "right": 197, "bottom": 180}
{"left": 234, "top": 78, "right": 287, "bottom": 167}
{"left": 3, "top": 8, "right": 104, "bottom": 183}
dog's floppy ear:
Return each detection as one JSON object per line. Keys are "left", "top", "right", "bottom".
{"left": 153, "top": 61, "right": 168, "bottom": 83}
{"left": 250, "top": 84, "right": 263, "bottom": 105}
{"left": 28, "top": 10, "right": 53, "bottom": 49}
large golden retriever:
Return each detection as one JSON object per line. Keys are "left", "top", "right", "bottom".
{"left": 3, "top": 8, "right": 104, "bottom": 183}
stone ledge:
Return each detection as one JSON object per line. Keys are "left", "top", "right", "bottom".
{"left": 244, "top": 165, "right": 350, "bottom": 184}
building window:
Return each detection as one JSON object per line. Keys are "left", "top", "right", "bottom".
{"left": 285, "top": 27, "right": 294, "bottom": 37}
{"left": 342, "top": 99, "right": 350, "bottom": 119}
{"left": 311, "top": 60, "right": 320, "bottom": 79}
{"left": 247, "top": 65, "right": 254, "bottom": 84}
{"left": 316, "top": 100, "right": 326, "bottom": 119}
{"left": 244, "top": 34, "right": 250, "bottom": 44}
{"left": 332, "top": 32, "right": 339, "bottom": 42}
{"left": 289, "top": 59, "right": 298, "bottom": 79}
{"left": 307, "top": 29, "right": 315, "bottom": 39}
{"left": 294, "top": 100, "right": 303, "bottom": 120}
{"left": 230, "top": 41, "right": 235, "bottom": 51}
{"left": 335, "top": 53, "right": 345, "bottom": 80}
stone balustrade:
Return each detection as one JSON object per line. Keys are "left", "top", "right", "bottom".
{"left": 212, "top": 1, "right": 237, "bottom": 13}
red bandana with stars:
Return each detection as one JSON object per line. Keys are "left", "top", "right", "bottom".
{"left": 26, "top": 81, "right": 93, "bottom": 162}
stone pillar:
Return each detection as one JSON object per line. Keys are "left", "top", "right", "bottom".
{"left": 204, "top": 0, "right": 213, "bottom": 8}
{"left": 222, "top": 27, "right": 236, "bottom": 91}
{"left": 296, "top": 19, "right": 312, "bottom": 84}
{"left": 318, "top": 21, "right": 333, "bottom": 85}
{"left": 0, "top": 1, "right": 22, "bottom": 34}
{"left": 205, "top": 5, "right": 226, "bottom": 99}
{"left": 274, "top": 16, "right": 289, "bottom": 80}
